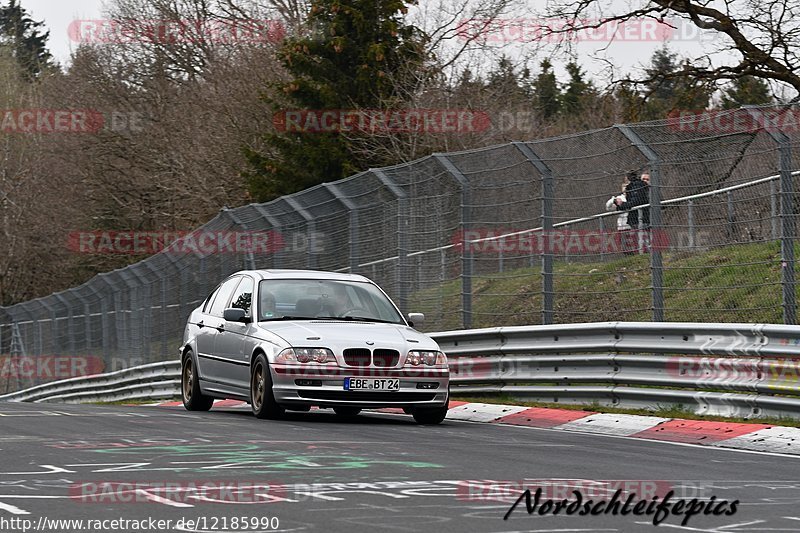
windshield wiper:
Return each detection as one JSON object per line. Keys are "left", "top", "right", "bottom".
{"left": 259, "top": 315, "right": 315, "bottom": 322}
{"left": 335, "top": 316, "right": 398, "bottom": 324}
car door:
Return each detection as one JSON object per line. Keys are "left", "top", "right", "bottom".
{"left": 196, "top": 276, "right": 240, "bottom": 383}
{"left": 214, "top": 275, "right": 255, "bottom": 391}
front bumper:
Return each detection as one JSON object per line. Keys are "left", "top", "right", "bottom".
{"left": 271, "top": 364, "right": 449, "bottom": 408}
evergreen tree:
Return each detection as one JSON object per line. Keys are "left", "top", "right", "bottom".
{"left": 533, "top": 59, "right": 561, "bottom": 120}
{"left": 244, "top": 0, "right": 427, "bottom": 202}
{"left": 562, "top": 61, "right": 593, "bottom": 116}
{"left": 641, "top": 47, "right": 710, "bottom": 119}
{"left": 720, "top": 76, "right": 773, "bottom": 109}
{"left": 0, "top": 0, "right": 52, "bottom": 79}
{"left": 486, "top": 57, "right": 530, "bottom": 101}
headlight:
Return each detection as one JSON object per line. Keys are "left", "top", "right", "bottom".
{"left": 276, "top": 348, "right": 334, "bottom": 364}
{"left": 405, "top": 350, "right": 447, "bottom": 367}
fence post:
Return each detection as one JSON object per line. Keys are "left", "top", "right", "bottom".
{"left": 223, "top": 209, "right": 256, "bottom": 270}
{"left": 323, "top": 183, "right": 359, "bottom": 274}
{"left": 253, "top": 205, "right": 283, "bottom": 269}
{"left": 745, "top": 107, "right": 796, "bottom": 324}
{"left": 687, "top": 200, "right": 695, "bottom": 249}
{"left": 434, "top": 154, "right": 472, "bottom": 329}
{"left": 779, "top": 138, "right": 796, "bottom": 324}
{"left": 513, "top": 142, "right": 554, "bottom": 325}
{"left": 727, "top": 191, "right": 736, "bottom": 241}
{"left": 770, "top": 179, "right": 778, "bottom": 241}
{"left": 54, "top": 294, "right": 76, "bottom": 356}
{"left": 615, "top": 125, "right": 664, "bottom": 321}
{"left": 284, "top": 197, "right": 317, "bottom": 270}
{"left": 372, "top": 168, "right": 409, "bottom": 313}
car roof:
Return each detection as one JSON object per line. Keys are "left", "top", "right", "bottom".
{"left": 234, "top": 269, "right": 374, "bottom": 283}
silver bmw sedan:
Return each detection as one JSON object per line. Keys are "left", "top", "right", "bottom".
{"left": 179, "top": 270, "right": 450, "bottom": 424}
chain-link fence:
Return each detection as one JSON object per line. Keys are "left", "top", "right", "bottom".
{"left": 1, "top": 104, "right": 799, "bottom": 392}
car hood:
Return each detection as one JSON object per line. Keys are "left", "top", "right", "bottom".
{"left": 257, "top": 320, "right": 439, "bottom": 354}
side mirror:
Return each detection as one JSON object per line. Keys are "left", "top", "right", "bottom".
{"left": 407, "top": 312, "right": 425, "bottom": 327}
{"left": 223, "top": 308, "right": 250, "bottom": 323}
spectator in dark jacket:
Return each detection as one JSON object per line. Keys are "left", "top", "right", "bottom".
{"left": 615, "top": 170, "right": 650, "bottom": 228}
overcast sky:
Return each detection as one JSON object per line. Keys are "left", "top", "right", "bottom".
{"left": 21, "top": 0, "right": 105, "bottom": 64}
{"left": 19, "top": 0, "right": 730, "bottom": 89}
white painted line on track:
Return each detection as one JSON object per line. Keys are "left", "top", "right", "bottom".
{"left": 0, "top": 500, "right": 30, "bottom": 514}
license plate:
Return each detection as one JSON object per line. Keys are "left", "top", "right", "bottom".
{"left": 344, "top": 378, "right": 400, "bottom": 391}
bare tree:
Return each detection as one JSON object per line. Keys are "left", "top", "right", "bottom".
{"left": 541, "top": 0, "right": 800, "bottom": 98}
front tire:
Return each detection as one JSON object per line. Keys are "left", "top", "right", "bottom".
{"left": 251, "top": 354, "right": 284, "bottom": 420}
{"left": 412, "top": 405, "right": 448, "bottom": 425}
{"left": 182, "top": 351, "right": 213, "bottom": 412}
{"left": 412, "top": 388, "right": 449, "bottom": 425}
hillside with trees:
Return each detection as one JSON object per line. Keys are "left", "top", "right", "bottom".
{"left": 0, "top": 0, "right": 794, "bottom": 305}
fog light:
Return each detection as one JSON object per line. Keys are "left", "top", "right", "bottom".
{"left": 295, "top": 379, "right": 322, "bottom": 387}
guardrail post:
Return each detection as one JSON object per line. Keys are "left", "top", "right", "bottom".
{"left": 323, "top": 183, "right": 359, "bottom": 274}
{"left": 513, "top": 142, "right": 554, "bottom": 325}
{"left": 745, "top": 106, "right": 796, "bottom": 324}
{"left": 435, "top": 154, "right": 472, "bottom": 329}
{"left": 372, "top": 168, "right": 409, "bottom": 312}
{"left": 615, "top": 125, "right": 664, "bottom": 321}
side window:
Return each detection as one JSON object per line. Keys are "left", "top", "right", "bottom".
{"left": 208, "top": 277, "right": 241, "bottom": 318}
{"left": 229, "top": 277, "right": 254, "bottom": 316}
{"left": 202, "top": 285, "right": 222, "bottom": 313}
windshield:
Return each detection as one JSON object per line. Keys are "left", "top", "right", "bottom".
{"left": 257, "top": 279, "right": 405, "bottom": 324}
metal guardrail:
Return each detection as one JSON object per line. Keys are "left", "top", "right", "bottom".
{"left": 0, "top": 361, "right": 180, "bottom": 404}
{"left": 437, "top": 322, "right": 800, "bottom": 419}
{"left": 3, "top": 322, "right": 800, "bottom": 419}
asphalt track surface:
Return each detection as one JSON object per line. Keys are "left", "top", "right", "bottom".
{"left": 0, "top": 402, "right": 799, "bottom": 533}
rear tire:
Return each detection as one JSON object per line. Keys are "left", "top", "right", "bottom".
{"left": 333, "top": 407, "right": 362, "bottom": 417}
{"left": 181, "top": 352, "right": 213, "bottom": 412}
{"left": 251, "top": 354, "right": 284, "bottom": 420}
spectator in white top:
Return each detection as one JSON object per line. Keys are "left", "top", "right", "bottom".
{"left": 605, "top": 178, "right": 630, "bottom": 231}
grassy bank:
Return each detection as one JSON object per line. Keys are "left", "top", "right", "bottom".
{"left": 412, "top": 241, "right": 786, "bottom": 331}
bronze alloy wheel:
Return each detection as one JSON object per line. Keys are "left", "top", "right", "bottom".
{"left": 251, "top": 353, "right": 284, "bottom": 420}
{"left": 183, "top": 358, "right": 194, "bottom": 402}
{"left": 181, "top": 351, "right": 213, "bottom": 411}
{"left": 252, "top": 361, "right": 265, "bottom": 411}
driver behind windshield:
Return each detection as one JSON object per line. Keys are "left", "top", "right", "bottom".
{"left": 261, "top": 290, "right": 277, "bottom": 319}
{"left": 323, "top": 283, "right": 351, "bottom": 317}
